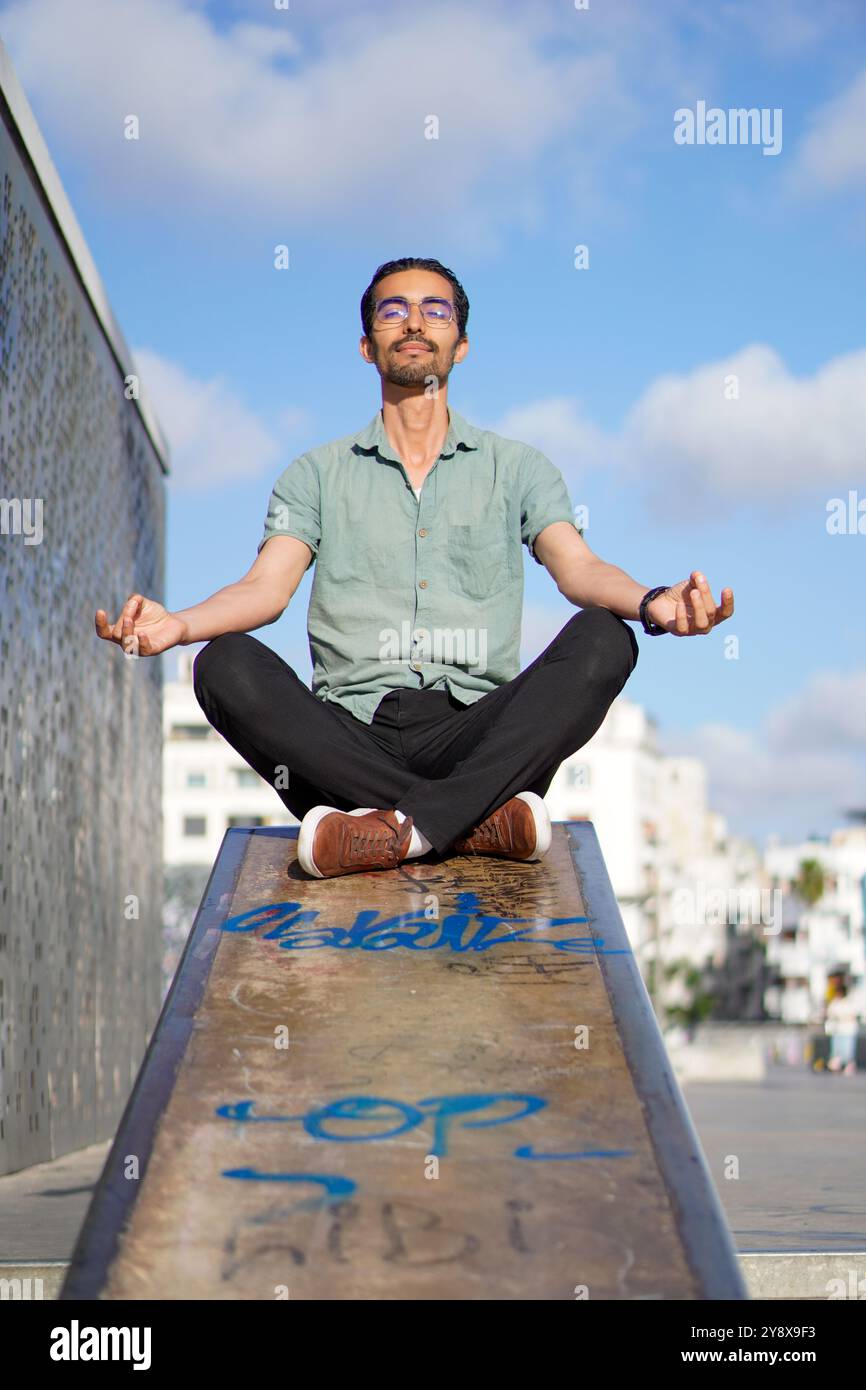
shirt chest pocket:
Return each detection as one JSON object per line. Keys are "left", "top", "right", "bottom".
{"left": 446, "top": 518, "right": 517, "bottom": 600}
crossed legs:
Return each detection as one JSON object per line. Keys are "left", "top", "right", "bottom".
{"left": 192, "top": 606, "right": 639, "bottom": 861}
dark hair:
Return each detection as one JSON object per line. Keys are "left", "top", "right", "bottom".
{"left": 360, "top": 257, "right": 469, "bottom": 342}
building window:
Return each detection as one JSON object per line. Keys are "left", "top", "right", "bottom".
{"left": 183, "top": 816, "right": 207, "bottom": 836}
{"left": 171, "top": 723, "right": 211, "bottom": 739}
{"left": 233, "top": 768, "right": 259, "bottom": 787}
{"left": 566, "top": 763, "right": 590, "bottom": 788}
{"left": 227, "top": 815, "right": 267, "bottom": 828}
{"left": 186, "top": 771, "right": 206, "bottom": 787}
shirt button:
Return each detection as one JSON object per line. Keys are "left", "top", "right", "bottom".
{"left": 419, "top": 579, "right": 428, "bottom": 588}
{"left": 418, "top": 528, "right": 428, "bottom": 538}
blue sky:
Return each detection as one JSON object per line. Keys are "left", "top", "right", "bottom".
{"left": 4, "top": 0, "right": 865, "bottom": 846}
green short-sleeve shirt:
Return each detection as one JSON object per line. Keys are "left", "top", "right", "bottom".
{"left": 258, "top": 406, "right": 579, "bottom": 724}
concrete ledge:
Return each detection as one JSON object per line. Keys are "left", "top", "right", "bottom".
{"left": 0, "top": 1263, "right": 68, "bottom": 1300}
{"left": 740, "top": 1252, "right": 866, "bottom": 1301}
{"left": 4, "top": 1254, "right": 865, "bottom": 1301}
{"left": 668, "top": 1026, "right": 767, "bottom": 1083}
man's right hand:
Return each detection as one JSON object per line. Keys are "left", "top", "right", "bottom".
{"left": 95, "top": 594, "right": 188, "bottom": 657}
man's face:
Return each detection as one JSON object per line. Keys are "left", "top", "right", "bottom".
{"left": 361, "top": 270, "right": 468, "bottom": 386}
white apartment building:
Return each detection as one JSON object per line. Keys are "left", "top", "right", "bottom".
{"left": 656, "top": 758, "right": 767, "bottom": 962}
{"left": 545, "top": 698, "right": 660, "bottom": 960}
{"left": 545, "top": 700, "right": 766, "bottom": 1007}
{"left": 763, "top": 826, "right": 866, "bottom": 1025}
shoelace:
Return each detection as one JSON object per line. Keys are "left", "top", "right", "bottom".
{"left": 466, "top": 814, "right": 506, "bottom": 848}
{"left": 346, "top": 817, "right": 405, "bottom": 863}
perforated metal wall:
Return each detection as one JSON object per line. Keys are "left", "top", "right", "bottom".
{"left": 0, "top": 93, "right": 166, "bottom": 1174}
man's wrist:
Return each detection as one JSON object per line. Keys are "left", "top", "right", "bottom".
{"left": 174, "top": 613, "right": 193, "bottom": 645}
{"left": 639, "top": 585, "right": 670, "bottom": 635}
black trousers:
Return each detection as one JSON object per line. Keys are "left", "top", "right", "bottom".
{"left": 192, "top": 606, "right": 639, "bottom": 855}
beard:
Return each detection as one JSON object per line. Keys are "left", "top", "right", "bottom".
{"left": 375, "top": 341, "right": 456, "bottom": 388}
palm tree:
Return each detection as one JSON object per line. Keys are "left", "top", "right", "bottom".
{"left": 794, "top": 858, "right": 825, "bottom": 907}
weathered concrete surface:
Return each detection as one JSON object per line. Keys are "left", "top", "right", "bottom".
{"left": 61, "top": 825, "right": 745, "bottom": 1300}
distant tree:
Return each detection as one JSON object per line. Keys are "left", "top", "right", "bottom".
{"left": 794, "top": 858, "right": 825, "bottom": 906}
{"left": 662, "top": 959, "right": 716, "bottom": 1032}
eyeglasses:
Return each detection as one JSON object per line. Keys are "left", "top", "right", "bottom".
{"left": 374, "top": 296, "right": 454, "bottom": 326}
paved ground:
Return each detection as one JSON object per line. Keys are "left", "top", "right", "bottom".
{"left": 0, "top": 1141, "right": 110, "bottom": 1261}
{"left": 0, "top": 1070, "right": 863, "bottom": 1262}
{"left": 683, "top": 1069, "right": 866, "bottom": 1253}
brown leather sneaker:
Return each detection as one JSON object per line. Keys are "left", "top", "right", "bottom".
{"left": 449, "top": 791, "right": 552, "bottom": 861}
{"left": 298, "top": 806, "right": 414, "bottom": 878}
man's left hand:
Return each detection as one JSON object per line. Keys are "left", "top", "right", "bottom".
{"left": 647, "top": 571, "right": 734, "bottom": 636}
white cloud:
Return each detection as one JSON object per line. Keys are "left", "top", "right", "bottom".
{"left": 0, "top": 0, "right": 625, "bottom": 237}
{"left": 788, "top": 67, "right": 866, "bottom": 196}
{"left": 624, "top": 344, "right": 866, "bottom": 505}
{"left": 500, "top": 345, "right": 866, "bottom": 512}
{"left": 4, "top": 0, "right": 862, "bottom": 242}
{"left": 132, "top": 346, "right": 309, "bottom": 489}
{"left": 764, "top": 669, "right": 866, "bottom": 750}
{"left": 494, "top": 397, "right": 615, "bottom": 477}
{"left": 663, "top": 668, "right": 866, "bottom": 838}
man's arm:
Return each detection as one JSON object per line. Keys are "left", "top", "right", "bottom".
{"left": 175, "top": 535, "right": 313, "bottom": 644}
{"left": 96, "top": 535, "right": 313, "bottom": 657}
{"left": 532, "top": 521, "right": 733, "bottom": 636}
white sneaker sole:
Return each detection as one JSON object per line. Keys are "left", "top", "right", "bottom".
{"left": 515, "top": 791, "right": 552, "bottom": 859}
{"left": 297, "top": 805, "right": 377, "bottom": 878}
